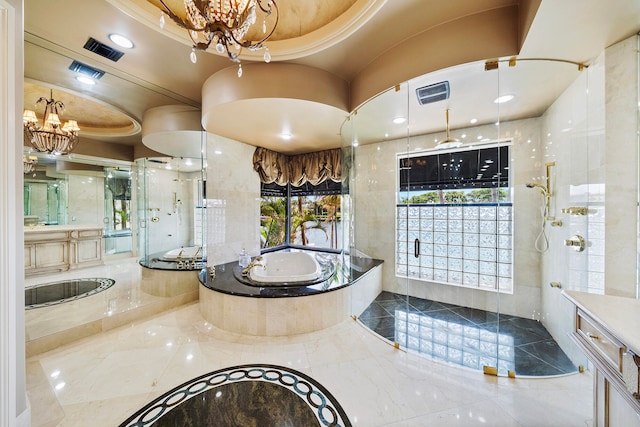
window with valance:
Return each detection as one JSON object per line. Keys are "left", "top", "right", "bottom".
{"left": 253, "top": 147, "right": 343, "bottom": 251}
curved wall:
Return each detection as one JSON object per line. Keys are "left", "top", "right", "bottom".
{"left": 202, "top": 63, "right": 349, "bottom": 114}
{"left": 350, "top": 6, "right": 521, "bottom": 110}
{"left": 201, "top": 63, "right": 349, "bottom": 153}
{"left": 142, "top": 105, "right": 202, "bottom": 158}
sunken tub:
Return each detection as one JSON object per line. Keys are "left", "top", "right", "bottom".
{"left": 199, "top": 249, "right": 383, "bottom": 336}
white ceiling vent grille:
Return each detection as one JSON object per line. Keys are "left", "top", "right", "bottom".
{"left": 416, "top": 81, "right": 450, "bottom": 105}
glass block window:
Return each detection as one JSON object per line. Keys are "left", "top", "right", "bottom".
{"left": 396, "top": 144, "right": 512, "bottom": 294}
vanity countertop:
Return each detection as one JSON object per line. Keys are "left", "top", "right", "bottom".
{"left": 24, "top": 224, "right": 103, "bottom": 233}
{"left": 563, "top": 290, "right": 640, "bottom": 355}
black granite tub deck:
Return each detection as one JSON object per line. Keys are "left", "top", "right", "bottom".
{"left": 199, "top": 249, "right": 383, "bottom": 298}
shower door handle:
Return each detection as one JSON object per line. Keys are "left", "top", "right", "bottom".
{"left": 414, "top": 239, "right": 420, "bottom": 258}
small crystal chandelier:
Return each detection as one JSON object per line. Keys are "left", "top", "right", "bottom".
{"left": 23, "top": 155, "right": 38, "bottom": 174}
{"left": 157, "top": 0, "right": 278, "bottom": 77}
{"left": 23, "top": 90, "right": 80, "bottom": 155}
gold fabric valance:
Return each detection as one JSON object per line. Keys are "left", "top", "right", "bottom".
{"left": 253, "top": 147, "right": 342, "bottom": 187}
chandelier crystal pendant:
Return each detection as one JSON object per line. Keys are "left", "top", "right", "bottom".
{"left": 157, "top": 0, "right": 278, "bottom": 76}
{"left": 23, "top": 155, "right": 38, "bottom": 174}
{"left": 23, "top": 90, "right": 80, "bottom": 155}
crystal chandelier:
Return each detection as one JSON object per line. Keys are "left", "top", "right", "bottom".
{"left": 23, "top": 90, "right": 80, "bottom": 155}
{"left": 157, "top": 0, "right": 278, "bottom": 77}
{"left": 23, "top": 155, "right": 38, "bottom": 174}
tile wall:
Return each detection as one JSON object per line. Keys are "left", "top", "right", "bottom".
{"left": 206, "top": 134, "right": 261, "bottom": 265}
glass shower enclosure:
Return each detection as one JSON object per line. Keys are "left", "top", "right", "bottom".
{"left": 137, "top": 156, "right": 207, "bottom": 270}
{"left": 342, "top": 57, "right": 593, "bottom": 377}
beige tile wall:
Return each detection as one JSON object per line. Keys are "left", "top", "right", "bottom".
{"left": 206, "top": 134, "right": 261, "bottom": 265}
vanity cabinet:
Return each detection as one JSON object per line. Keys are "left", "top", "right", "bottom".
{"left": 564, "top": 291, "right": 640, "bottom": 426}
{"left": 24, "top": 225, "right": 104, "bottom": 276}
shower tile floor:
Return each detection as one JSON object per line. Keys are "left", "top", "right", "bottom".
{"left": 359, "top": 291, "right": 577, "bottom": 377}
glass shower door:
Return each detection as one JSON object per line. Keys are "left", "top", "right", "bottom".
{"left": 341, "top": 82, "right": 413, "bottom": 343}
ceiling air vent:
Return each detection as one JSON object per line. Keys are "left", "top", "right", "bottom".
{"left": 416, "top": 81, "right": 450, "bottom": 105}
{"left": 69, "top": 60, "right": 105, "bottom": 79}
{"left": 83, "top": 37, "right": 124, "bottom": 62}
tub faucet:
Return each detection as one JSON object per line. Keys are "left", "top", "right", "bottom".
{"left": 242, "top": 256, "right": 264, "bottom": 276}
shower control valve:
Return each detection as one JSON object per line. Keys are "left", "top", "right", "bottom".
{"left": 564, "top": 235, "right": 585, "bottom": 252}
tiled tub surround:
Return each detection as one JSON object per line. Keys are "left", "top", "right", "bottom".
{"left": 199, "top": 250, "right": 383, "bottom": 336}
{"left": 397, "top": 204, "right": 513, "bottom": 293}
{"left": 359, "top": 291, "right": 577, "bottom": 377}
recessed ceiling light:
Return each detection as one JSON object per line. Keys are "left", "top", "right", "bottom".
{"left": 109, "top": 33, "right": 134, "bottom": 49}
{"left": 280, "top": 133, "right": 292, "bottom": 140}
{"left": 470, "top": 118, "right": 478, "bottom": 124}
{"left": 494, "top": 94, "right": 514, "bottom": 104}
{"left": 392, "top": 117, "right": 406, "bottom": 124}
{"left": 76, "top": 76, "right": 95, "bottom": 85}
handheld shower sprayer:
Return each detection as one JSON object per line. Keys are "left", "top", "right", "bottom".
{"left": 525, "top": 182, "right": 548, "bottom": 195}
{"left": 526, "top": 162, "right": 556, "bottom": 252}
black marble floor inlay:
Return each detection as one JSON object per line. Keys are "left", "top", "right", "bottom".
{"left": 359, "top": 291, "right": 577, "bottom": 377}
{"left": 120, "top": 364, "right": 352, "bottom": 427}
{"left": 25, "top": 278, "right": 115, "bottom": 309}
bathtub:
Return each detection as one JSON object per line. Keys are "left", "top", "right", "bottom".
{"left": 249, "top": 251, "right": 321, "bottom": 283}
{"left": 199, "top": 251, "right": 384, "bottom": 336}
{"left": 162, "top": 246, "right": 203, "bottom": 261}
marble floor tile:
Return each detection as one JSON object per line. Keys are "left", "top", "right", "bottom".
{"left": 25, "top": 264, "right": 592, "bottom": 426}
{"left": 359, "top": 291, "right": 578, "bottom": 377}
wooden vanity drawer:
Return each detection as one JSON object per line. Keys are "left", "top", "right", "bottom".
{"left": 577, "top": 309, "right": 626, "bottom": 374}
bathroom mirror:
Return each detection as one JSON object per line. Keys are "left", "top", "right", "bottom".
{"left": 23, "top": 177, "right": 67, "bottom": 226}
{"left": 22, "top": 148, "right": 135, "bottom": 253}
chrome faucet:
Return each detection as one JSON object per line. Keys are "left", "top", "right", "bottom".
{"left": 241, "top": 256, "right": 264, "bottom": 276}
